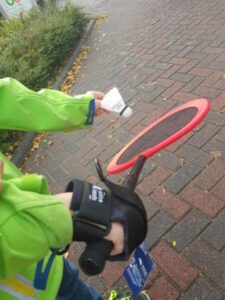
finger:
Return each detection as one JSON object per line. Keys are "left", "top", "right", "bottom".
{"left": 104, "top": 222, "right": 124, "bottom": 255}
{"left": 94, "top": 107, "right": 101, "bottom": 117}
{"left": 110, "top": 244, "right": 124, "bottom": 256}
{"left": 103, "top": 239, "right": 123, "bottom": 256}
{"left": 87, "top": 91, "right": 104, "bottom": 100}
{"left": 94, "top": 91, "right": 104, "bottom": 100}
{"left": 94, "top": 92, "right": 104, "bottom": 100}
{"left": 94, "top": 100, "right": 102, "bottom": 117}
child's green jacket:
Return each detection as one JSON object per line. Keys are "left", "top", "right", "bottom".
{"left": 0, "top": 78, "right": 95, "bottom": 300}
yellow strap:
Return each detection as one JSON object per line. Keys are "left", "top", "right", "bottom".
{"left": 2, "top": 278, "right": 35, "bottom": 297}
{"left": 0, "top": 276, "right": 37, "bottom": 300}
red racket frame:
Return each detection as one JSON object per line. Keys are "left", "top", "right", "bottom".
{"left": 107, "top": 99, "right": 210, "bottom": 174}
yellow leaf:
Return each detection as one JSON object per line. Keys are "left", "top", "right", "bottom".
{"left": 180, "top": 158, "right": 185, "bottom": 166}
{"left": 210, "top": 151, "right": 222, "bottom": 159}
{"left": 161, "top": 185, "right": 166, "bottom": 195}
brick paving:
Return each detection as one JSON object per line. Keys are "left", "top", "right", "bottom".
{"left": 23, "top": 0, "right": 225, "bottom": 298}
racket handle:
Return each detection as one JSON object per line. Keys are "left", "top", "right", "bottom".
{"left": 79, "top": 240, "right": 113, "bottom": 276}
{"left": 124, "top": 155, "right": 146, "bottom": 190}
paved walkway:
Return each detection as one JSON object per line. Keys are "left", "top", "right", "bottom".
{"left": 24, "top": 0, "right": 225, "bottom": 298}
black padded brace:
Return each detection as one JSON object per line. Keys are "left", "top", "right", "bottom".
{"left": 66, "top": 179, "right": 112, "bottom": 242}
{"left": 92, "top": 173, "right": 148, "bottom": 261}
{"left": 104, "top": 178, "right": 147, "bottom": 224}
{"left": 67, "top": 179, "right": 83, "bottom": 211}
{"left": 66, "top": 177, "right": 148, "bottom": 263}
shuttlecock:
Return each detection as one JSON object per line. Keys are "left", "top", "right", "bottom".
{"left": 101, "top": 87, "right": 133, "bottom": 118}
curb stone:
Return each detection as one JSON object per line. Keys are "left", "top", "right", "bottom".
{"left": 11, "top": 18, "right": 96, "bottom": 167}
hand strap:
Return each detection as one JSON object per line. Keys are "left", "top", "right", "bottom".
{"left": 66, "top": 179, "right": 112, "bottom": 242}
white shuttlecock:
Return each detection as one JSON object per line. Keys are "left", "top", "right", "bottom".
{"left": 101, "top": 87, "right": 133, "bottom": 118}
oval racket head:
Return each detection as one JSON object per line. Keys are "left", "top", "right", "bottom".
{"left": 107, "top": 99, "right": 210, "bottom": 174}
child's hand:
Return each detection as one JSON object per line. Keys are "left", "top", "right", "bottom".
{"left": 0, "top": 159, "right": 4, "bottom": 192}
{"left": 86, "top": 91, "right": 109, "bottom": 116}
{"left": 104, "top": 222, "right": 124, "bottom": 256}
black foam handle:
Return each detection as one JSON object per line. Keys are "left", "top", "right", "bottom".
{"left": 79, "top": 240, "right": 113, "bottom": 276}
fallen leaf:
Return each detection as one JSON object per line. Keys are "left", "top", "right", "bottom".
{"left": 148, "top": 81, "right": 157, "bottom": 86}
{"left": 161, "top": 185, "right": 166, "bottom": 195}
{"left": 210, "top": 151, "right": 222, "bottom": 159}
{"left": 180, "top": 158, "right": 185, "bottom": 166}
{"left": 61, "top": 45, "right": 89, "bottom": 94}
{"left": 94, "top": 15, "right": 108, "bottom": 29}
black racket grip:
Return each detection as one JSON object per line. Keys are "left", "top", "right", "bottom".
{"left": 79, "top": 240, "right": 113, "bottom": 276}
{"left": 124, "top": 155, "right": 146, "bottom": 190}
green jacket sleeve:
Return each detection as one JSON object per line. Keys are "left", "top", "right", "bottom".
{"left": 0, "top": 174, "right": 73, "bottom": 280}
{"left": 0, "top": 77, "right": 95, "bottom": 131}
{"left": 0, "top": 77, "right": 94, "bottom": 279}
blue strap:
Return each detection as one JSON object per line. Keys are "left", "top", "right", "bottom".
{"left": 85, "top": 99, "right": 95, "bottom": 126}
{"left": 33, "top": 250, "right": 57, "bottom": 290}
